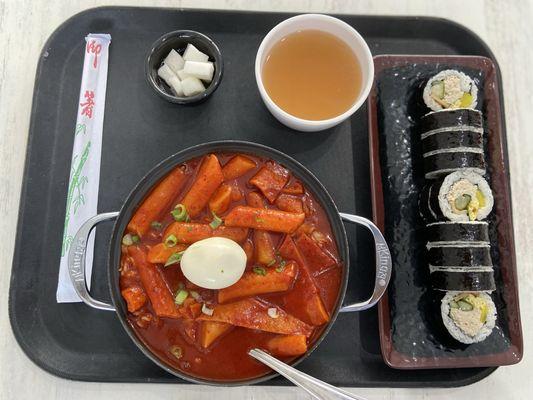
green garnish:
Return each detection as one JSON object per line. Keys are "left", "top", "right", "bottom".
{"left": 457, "top": 300, "right": 474, "bottom": 311}
{"left": 122, "top": 234, "right": 134, "bottom": 246}
{"left": 174, "top": 289, "right": 189, "bottom": 305}
{"left": 255, "top": 217, "right": 265, "bottom": 223}
{"left": 164, "top": 251, "right": 185, "bottom": 267}
{"left": 190, "top": 291, "right": 200, "bottom": 301}
{"left": 209, "top": 211, "right": 223, "bottom": 229}
{"left": 266, "top": 259, "right": 276, "bottom": 267}
{"left": 454, "top": 194, "right": 472, "bottom": 211}
{"left": 150, "top": 221, "right": 162, "bottom": 230}
{"left": 430, "top": 81, "right": 445, "bottom": 99}
{"left": 276, "top": 259, "right": 287, "bottom": 272}
{"left": 164, "top": 234, "right": 178, "bottom": 247}
{"left": 253, "top": 266, "right": 267, "bottom": 276}
{"left": 171, "top": 204, "right": 188, "bottom": 222}
{"left": 131, "top": 235, "right": 140, "bottom": 244}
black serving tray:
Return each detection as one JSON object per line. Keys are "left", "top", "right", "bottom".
{"left": 9, "top": 6, "right": 500, "bottom": 387}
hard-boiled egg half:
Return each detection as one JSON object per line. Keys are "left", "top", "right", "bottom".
{"left": 180, "top": 237, "right": 246, "bottom": 289}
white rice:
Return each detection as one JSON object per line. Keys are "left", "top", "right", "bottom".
{"left": 426, "top": 220, "right": 488, "bottom": 227}
{"left": 423, "top": 147, "right": 484, "bottom": 158}
{"left": 441, "top": 291, "right": 496, "bottom": 344}
{"left": 421, "top": 125, "right": 484, "bottom": 139}
{"left": 429, "top": 265, "right": 493, "bottom": 273}
{"left": 426, "top": 242, "right": 490, "bottom": 249}
{"left": 422, "top": 108, "right": 483, "bottom": 119}
{"left": 425, "top": 167, "right": 486, "bottom": 180}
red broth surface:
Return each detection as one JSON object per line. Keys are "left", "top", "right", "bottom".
{"left": 119, "top": 153, "right": 342, "bottom": 381}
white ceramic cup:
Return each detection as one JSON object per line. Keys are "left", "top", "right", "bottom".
{"left": 255, "top": 14, "right": 374, "bottom": 132}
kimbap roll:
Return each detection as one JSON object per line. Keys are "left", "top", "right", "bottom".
{"left": 421, "top": 129, "right": 483, "bottom": 154}
{"left": 419, "top": 108, "right": 483, "bottom": 135}
{"left": 426, "top": 221, "right": 490, "bottom": 245}
{"left": 423, "top": 70, "right": 478, "bottom": 112}
{"left": 424, "top": 149, "right": 485, "bottom": 179}
{"left": 430, "top": 267, "right": 495, "bottom": 292}
{"left": 441, "top": 291, "right": 496, "bottom": 344}
{"left": 427, "top": 245, "right": 492, "bottom": 267}
{"left": 420, "top": 170, "right": 494, "bottom": 222}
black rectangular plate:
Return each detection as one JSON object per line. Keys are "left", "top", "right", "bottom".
{"left": 9, "top": 6, "right": 499, "bottom": 387}
{"left": 369, "top": 56, "right": 522, "bottom": 369}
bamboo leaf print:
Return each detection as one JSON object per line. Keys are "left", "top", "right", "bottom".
{"left": 61, "top": 141, "right": 91, "bottom": 256}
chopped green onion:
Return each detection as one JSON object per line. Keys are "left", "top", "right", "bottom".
{"left": 190, "top": 290, "right": 201, "bottom": 301}
{"left": 266, "top": 259, "right": 276, "bottom": 267}
{"left": 276, "top": 259, "right": 286, "bottom": 272}
{"left": 169, "top": 345, "right": 183, "bottom": 360}
{"left": 150, "top": 221, "right": 162, "bottom": 230}
{"left": 253, "top": 266, "right": 267, "bottom": 276}
{"left": 201, "top": 304, "right": 214, "bottom": 316}
{"left": 164, "top": 234, "right": 178, "bottom": 247}
{"left": 122, "top": 234, "right": 134, "bottom": 246}
{"left": 174, "top": 289, "right": 189, "bottom": 305}
{"left": 255, "top": 217, "right": 265, "bottom": 223}
{"left": 131, "top": 235, "right": 140, "bottom": 244}
{"left": 164, "top": 251, "right": 185, "bottom": 267}
{"left": 171, "top": 204, "right": 188, "bottom": 222}
{"left": 209, "top": 211, "right": 223, "bottom": 229}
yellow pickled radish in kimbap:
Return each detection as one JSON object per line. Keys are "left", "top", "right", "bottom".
{"left": 423, "top": 70, "right": 478, "bottom": 111}
{"left": 438, "top": 170, "right": 493, "bottom": 222}
{"left": 441, "top": 291, "right": 496, "bottom": 344}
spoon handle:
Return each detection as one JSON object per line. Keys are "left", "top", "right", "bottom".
{"left": 249, "top": 349, "right": 368, "bottom": 400}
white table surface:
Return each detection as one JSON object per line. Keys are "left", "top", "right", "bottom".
{"left": 1, "top": 0, "right": 531, "bottom": 399}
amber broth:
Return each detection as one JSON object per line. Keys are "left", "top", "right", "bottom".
{"left": 262, "top": 29, "right": 362, "bottom": 121}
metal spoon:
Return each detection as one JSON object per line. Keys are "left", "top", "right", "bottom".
{"left": 249, "top": 349, "right": 368, "bottom": 400}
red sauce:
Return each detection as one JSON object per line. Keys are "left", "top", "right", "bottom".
{"left": 119, "top": 153, "right": 343, "bottom": 381}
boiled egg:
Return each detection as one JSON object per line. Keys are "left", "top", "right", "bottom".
{"left": 180, "top": 237, "right": 246, "bottom": 289}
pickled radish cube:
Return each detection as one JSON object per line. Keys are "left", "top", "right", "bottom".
{"left": 183, "top": 43, "right": 209, "bottom": 63}
{"left": 163, "top": 49, "right": 185, "bottom": 74}
{"left": 182, "top": 77, "right": 205, "bottom": 96}
{"left": 168, "top": 75, "right": 184, "bottom": 97}
{"left": 157, "top": 63, "right": 178, "bottom": 84}
{"left": 177, "top": 69, "right": 192, "bottom": 80}
{"left": 183, "top": 61, "right": 214, "bottom": 83}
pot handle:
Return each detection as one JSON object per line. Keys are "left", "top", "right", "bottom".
{"left": 68, "top": 211, "right": 120, "bottom": 311}
{"left": 338, "top": 213, "right": 392, "bottom": 313}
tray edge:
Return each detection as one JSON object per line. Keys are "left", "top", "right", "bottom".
{"left": 8, "top": 6, "right": 515, "bottom": 387}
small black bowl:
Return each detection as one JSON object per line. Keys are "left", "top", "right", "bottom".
{"left": 145, "top": 30, "right": 223, "bottom": 104}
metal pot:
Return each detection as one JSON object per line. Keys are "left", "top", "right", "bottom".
{"left": 68, "top": 140, "right": 392, "bottom": 385}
